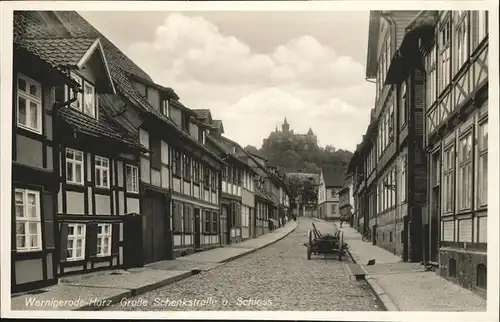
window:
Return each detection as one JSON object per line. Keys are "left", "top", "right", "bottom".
{"left": 401, "top": 154, "right": 407, "bottom": 203}
{"left": 426, "top": 45, "right": 437, "bottom": 107}
{"left": 203, "top": 166, "right": 210, "bottom": 188}
{"left": 183, "top": 154, "right": 191, "bottom": 180}
{"left": 400, "top": 82, "right": 408, "bottom": 127}
{"left": 69, "top": 72, "right": 83, "bottom": 111}
{"left": 126, "top": 165, "right": 139, "bottom": 193}
{"left": 150, "top": 137, "right": 161, "bottom": 169}
{"left": 458, "top": 132, "right": 473, "bottom": 210}
{"left": 454, "top": 12, "right": 469, "bottom": 74}
{"left": 17, "top": 73, "right": 42, "bottom": 134}
{"left": 193, "top": 160, "right": 200, "bottom": 183}
{"left": 66, "top": 148, "right": 84, "bottom": 185}
{"left": 95, "top": 156, "right": 110, "bottom": 188}
{"left": 331, "top": 189, "right": 336, "bottom": 198}
{"left": 443, "top": 146, "right": 455, "bottom": 214}
{"left": 212, "top": 211, "right": 218, "bottom": 233}
{"left": 83, "top": 82, "right": 96, "bottom": 117}
{"left": 172, "top": 150, "right": 181, "bottom": 177}
{"left": 183, "top": 204, "right": 192, "bottom": 233}
{"left": 438, "top": 16, "right": 452, "bottom": 93}
{"left": 211, "top": 170, "right": 218, "bottom": 190}
{"left": 173, "top": 202, "right": 182, "bottom": 232}
{"left": 14, "top": 189, "right": 41, "bottom": 252}
{"left": 67, "top": 224, "right": 86, "bottom": 261}
{"left": 472, "top": 11, "right": 488, "bottom": 49}
{"left": 477, "top": 121, "right": 488, "bottom": 206}
{"left": 388, "top": 103, "right": 394, "bottom": 141}
{"left": 181, "top": 114, "right": 190, "bottom": 133}
{"left": 69, "top": 72, "right": 96, "bottom": 118}
{"left": 161, "top": 99, "right": 170, "bottom": 117}
{"left": 97, "top": 224, "right": 112, "bottom": 257}
{"left": 331, "top": 204, "right": 337, "bottom": 215}
{"left": 204, "top": 210, "right": 211, "bottom": 233}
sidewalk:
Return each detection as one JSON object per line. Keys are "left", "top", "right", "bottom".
{"left": 341, "top": 224, "right": 487, "bottom": 312}
{"left": 10, "top": 221, "right": 297, "bottom": 311}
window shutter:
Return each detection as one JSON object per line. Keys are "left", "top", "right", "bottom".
{"left": 87, "top": 222, "right": 98, "bottom": 258}
{"left": 112, "top": 222, "right": 120, "bottom": 256}
{"left": 59, "top": 223, "right": 69, "bottom": 261}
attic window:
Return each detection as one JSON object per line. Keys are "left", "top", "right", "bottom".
{"left": 68, "top": 72, "right": 96, "bottom": 118}
{"left": 232, "top": 147, "right": 236, "bottom": 154}
{"left": 161, "top": 99, "right": 170, "bottom": 117}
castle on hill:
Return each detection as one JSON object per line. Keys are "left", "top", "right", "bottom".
{"left": 263, "top": 117, "right": 318, "bottom": 147}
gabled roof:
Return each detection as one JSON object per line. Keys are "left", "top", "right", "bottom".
{"left": 212, "top": 120, "right": 225, "bottom": 133}
{"left": 321, "top": 164, "right": 347, "bottom": 188}
{"left": 193, "top": 109, "right": 211, "bottom": 120}
{"left": 14, "top": 36, "right": 116, "bottom": 94}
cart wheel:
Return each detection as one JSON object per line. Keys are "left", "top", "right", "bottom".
{"left": 307, "top": 246, "right": 311, "bottom": 260}
{"left": 308, "top": 229, "right": 313, "bottom": 246}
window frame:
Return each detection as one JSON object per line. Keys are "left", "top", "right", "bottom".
{"left": 453, "top": 12, "right": 470, "bottom": 76}
{"left": 442, "top": 145, "right": 455, "bottom": 215}
{"left": 183, "top": 154, "right": 191, "bottom": 181}
{"left": 66, "top": 223, "right": 86, "bottom": 261}
{"left": 172, "top": 150, "right": 181, "bottom": 177}
{"left": 161, "top": 99, "right": 170, "bottom": 117}
{"left": 69, "top": 72, "right": 96, "bottom": 118}
{"left": 458, "top": 130, "right": 473, "bottom": 211}
{"left": 66, "top": 148, "right": 85, "bottom": 185}
{"left": 438, "top": 14, "right": 452, "bottom": 95}
{"left": 477, "top": 119, "right": 488, "bottom": 207}
{"left": 126, "top": 164, "right": 139, "bottom": 193}
{"left": 14, "top": 188, "right": 42, "bottom": 252}
{"left": 97, "top": 223, "right": 112, "bottom": 257}
{"left": 95, "top": 155, "right": 110, "bottom": 189}
{"left": 400, "top": 82, "right": 408, "bottom": 128}
{"left": 16, "top": 73, "right": 43, "bottom": 134}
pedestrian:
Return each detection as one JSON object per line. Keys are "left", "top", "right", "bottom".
{"left": 340, "top": 217, "right": 343, "bottom": 228}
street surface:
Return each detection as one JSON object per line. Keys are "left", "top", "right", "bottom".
{"left": 104, "top": 217, "right": 382, "bottom": 311}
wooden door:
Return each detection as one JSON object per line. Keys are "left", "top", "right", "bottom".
{"left": 152, "top": 196, "right": 167, "bottom": 262}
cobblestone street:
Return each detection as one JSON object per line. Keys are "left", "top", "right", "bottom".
{"left": 104, "top": 217, "right": 381, "bottom": 311}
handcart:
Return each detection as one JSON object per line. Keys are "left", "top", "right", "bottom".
{"left": 306, "top": 222, "right": 348, "bottom": 260}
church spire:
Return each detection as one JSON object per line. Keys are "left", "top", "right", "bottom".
{"left": 283, "top": 117, "right": 289, "bottom": 125}
{"left": 307, "top": 127, "right": 314, "bottom": 135}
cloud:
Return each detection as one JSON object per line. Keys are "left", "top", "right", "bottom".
{"left": 126, "top": 12, "right": 375, "bottom": 151}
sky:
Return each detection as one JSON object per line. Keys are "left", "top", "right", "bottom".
{"left": 80, "top": 11, "right": 376, "bottom": 151}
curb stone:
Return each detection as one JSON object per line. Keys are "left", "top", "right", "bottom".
{"left": 345, "top": 248, "right": 399, "bottom": 311}
{"left": 81, "top": 222, "right": 297, "bottom": 311}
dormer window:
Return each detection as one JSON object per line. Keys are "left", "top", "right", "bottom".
{"left": 181, "top": 113, "right": 190, "bottom": 133}
{"left": 161, "top": 99, "right": 170, "bottom": 117}
{"left": 69, "top": 72, "right": 96, "bottom": 118}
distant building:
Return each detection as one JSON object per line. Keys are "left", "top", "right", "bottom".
{"left": 317, "top": 164, "right": 346, "bottom": 221}
{"left": 263, "top": 117, "right": 318, "bottom": 147}
{"left": 338, "top": 175, "right": 354, "bottom": 226}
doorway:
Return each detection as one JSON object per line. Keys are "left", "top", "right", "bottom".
{"left": 141, "top": 192, "right": 170, "bottom": 264}
{"left": 430, "top": 151, "right": 441, "bottom": 263}
{"left": 194, "top": 208, "right": 201, "bottom": 250}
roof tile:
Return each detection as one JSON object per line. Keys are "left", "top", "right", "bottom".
{"left": 14, "top": 37, "right": 97, "bottom": 69}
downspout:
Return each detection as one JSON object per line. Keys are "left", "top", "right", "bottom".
{"left": 53, "top": 83, "right": 81, "bottom": 194}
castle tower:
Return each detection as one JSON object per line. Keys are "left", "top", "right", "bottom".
{"left": 282, "top": 117, "right": 290, "bottom": 133}
{"left": 307, "top": 127, "right": 317, "bottom": 144}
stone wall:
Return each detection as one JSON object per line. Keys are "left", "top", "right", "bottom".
{"left": 438, "top": 248, "right": 487, "bottom": 299}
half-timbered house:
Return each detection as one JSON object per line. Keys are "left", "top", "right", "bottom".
{"left": 422, "top": 10, "right": 488, "bottom": 297}
{"left": 12, "top": 11, "right": 150, "bottom": 287}
{"left": 348, "top": 11, "right": 426, "bottom": 261}
{"left": 12, "top": 19, "right": 82, "bottom": 293}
